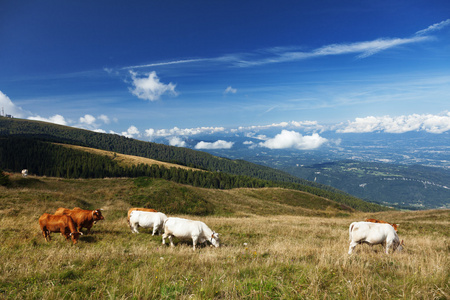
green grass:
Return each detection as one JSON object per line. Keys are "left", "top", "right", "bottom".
{"left": 0, "top": 175, "right": 449, "bottom": 299}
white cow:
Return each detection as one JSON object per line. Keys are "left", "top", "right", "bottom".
{"left": 129, "top": 211, "right": 167, "bottom": 235}
{"left": 348, "top": 221, "right": 403, "bottom": 255}
{"left": 162, "top": 217, "right": 220, "bottom": 250}
{"left": 21, "top": 169, "right": 28, "bottom": 177}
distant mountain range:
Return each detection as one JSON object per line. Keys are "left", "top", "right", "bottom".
{"left": 180, "top": 131, "right": 450, "bottom": 210}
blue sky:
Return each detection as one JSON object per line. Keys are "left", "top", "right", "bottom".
{"left": 1, "top": 1, "right": 449, "bottom": 149}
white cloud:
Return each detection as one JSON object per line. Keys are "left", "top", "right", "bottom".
{"left": 98, "top": 114, "right": 110, "bottom": 124}
{"left": 224, "top": 86, "right": 237, "bottom": 94}
{"left": 121, "top": 125, "right": 140, "bottom": 138}
{"left": 416, "top": 19, "right": 450, "bottom": 36}
{"left": 129, "top": 71, "right": 178, "bottom": 101}
{"left": 28, "top": 114, "right": 68, "bottom": 126}
{"left": 79, "top": 114, "right": 96, "bottom": 125}
{"left": 195, "top": 140, "right": 234, "bottom": 150}
{"left": 259, "top": 130, "right": 328, "bottom": 150}
{"left": 0, "top": 90, "right": 27, "bottom": 118}
{"left": 168, "top": 136, "right": 186, "bottom": 147}
{"left": 93, "top": 129, "right": 107, "bottom": 133}
{"left": 338, "top": 113, "right": 450, "bottom": 134}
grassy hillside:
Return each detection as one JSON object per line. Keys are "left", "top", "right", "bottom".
{"left": 1, "top": 174, "right": 352, "bottom": 217}
{"left": 0, "top": 175, "right": 448, "bottom": 299}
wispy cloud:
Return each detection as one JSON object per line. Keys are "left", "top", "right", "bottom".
{"left": 121, "top": 19, "right": 446, "bottom": 71}
{"left": 224, "top": 86, "right": 237, "bottom": 94}
{"left": 145, "top": 126, "right": 226, "bottom": 139}
{"left": 415, "top": 19, "right": 450, "bottom": 36}
{"left": 123, "top": 58, "right": 208, "bottom": 70}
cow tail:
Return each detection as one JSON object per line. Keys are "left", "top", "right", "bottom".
{"left": 349, "top": 223, "right": 354, "bottom": 241}
{"left": 163, "top": 218, "right": 169, "bottom": 230}
{"left": 127, "top": 210, "right": 133, "bottom": 228}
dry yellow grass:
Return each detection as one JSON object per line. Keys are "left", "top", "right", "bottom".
{"left": 0, "top": 176, "right": 448, "bottom": 299}
{"left": 1, "top": 209, "right": 449, "bottom": 299}
{"left": 57, "top": 143, "right": 202, "bottom": 171}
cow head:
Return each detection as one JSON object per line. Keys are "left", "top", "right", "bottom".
{"left": 69, "top": 232, "right": 83, "bottom": 244}
{"left": 92, "top": 209, "right": 105, "bottom": 223}
{"left": 394, "top": 239, "right": 404, "bottom": 252}
{"left": 210, "top": 232, "right": 220, "bottom": 248}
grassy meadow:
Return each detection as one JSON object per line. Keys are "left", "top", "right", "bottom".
{"left": 0, "top": 175, "right": 449, "bottom": 299}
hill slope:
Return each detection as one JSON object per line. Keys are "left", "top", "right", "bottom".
{"left": 1, "top": 174, "right": 353, "bottom": 217}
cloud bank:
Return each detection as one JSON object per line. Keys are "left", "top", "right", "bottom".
{"left": 338, "top": 112, "right": 450, "bottom": 134}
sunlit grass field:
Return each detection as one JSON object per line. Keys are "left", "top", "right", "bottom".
{"left": 0, "top": 175, "right": 448, "bottom": 299}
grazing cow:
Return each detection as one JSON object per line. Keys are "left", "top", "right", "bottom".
{"left": 126, "top": 207, "right": 157, "bottom": 226}
{"left": 348, "top": 221, "right": 403, "bottom": 255}
{"left": 38, "top": 213, "right": 83, "bottom": 244}
{"left": 21, "top": 169, "right": 28, "bottom": 177}
{"left": 365, "top": 218, "right": 398, "bottom": 232}
{"left": 162, "top": 217, "right": 220, "bottom": 250}
{"left": 55, "top": 207, "right": 104, "bottom": 234}
{"left": 129, "top": 211, "right": 167, "bottom": 235}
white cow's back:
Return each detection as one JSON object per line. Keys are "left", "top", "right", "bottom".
{"left": 162, "top": 217, "right": 219, "bottom": 250}
{"left": 348, "top": 221, "right": 402, "bottom": 254}
{"left": 164, "top": 217, "right": 208, "bottom": 240}
{"left": 129, "top": 211, "right": 167, "bottom": 235}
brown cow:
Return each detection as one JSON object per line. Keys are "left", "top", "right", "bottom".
{"left": 127, "top": 208, "right": 157, "bottom": 226}
{"left": 365, "top": 218, "right": 398, "bottom": 232}
{"left": 55, "top": 207, "right": 104, "bottom": 234}
{"left": 39, "top": 213, "right": 83, "bottom": 244}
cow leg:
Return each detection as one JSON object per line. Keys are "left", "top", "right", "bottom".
{"left": 192, "top": 236, "right": 198, "bottom": 251}
{"left": 385, "top": 241, "right": 393, "bottom": 254}
{"left": 168, "top": 235, "right": 174, "bottom": 247}
{"left": 131, "top": 222, "right": 139, "bottom": 234}
{"left": 152, "top": 224, "right": 160, "bottom": 236}
{"left": 162, "top": 233, "right": 167, "bottom": 245}
{"left": 348, "top": 241, "right": 358, "bottom": 254}
{"left": 42, "top": 229, "right": 50, "bottom": 242}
